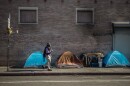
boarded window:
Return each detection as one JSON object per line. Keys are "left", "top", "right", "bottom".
{"left": 18, "top": 7, "right": 38, "bottom": 24}
{"left": 76, "top": 8, "right": 94, "bottom": 25}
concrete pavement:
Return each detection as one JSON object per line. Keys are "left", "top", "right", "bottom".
{"left": 0, "top": 66, "right": 130, "bottom": 76}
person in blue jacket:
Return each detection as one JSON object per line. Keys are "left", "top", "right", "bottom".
{"left": 44, "top": 43, "right": 53, "bottom": 71}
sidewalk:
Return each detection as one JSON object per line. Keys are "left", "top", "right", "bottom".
{"left": 0, "top": 67, "right": 130, "bottom": 76}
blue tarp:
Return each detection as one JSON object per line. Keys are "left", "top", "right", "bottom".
{"left": 24, "top": 51, "right": 47, "bottom": 68}
{"left": 103, "top": 51, "right": 130, "bottom": 67}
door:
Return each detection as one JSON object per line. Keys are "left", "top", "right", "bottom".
{"left": 113, "top": 28, "right": 130, "bottom": 61}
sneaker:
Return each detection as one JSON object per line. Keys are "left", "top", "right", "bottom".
{"left": 42, "top": 65, "right": 45, "bottom": 69}
{"left": 48, "top": 69, "right": 52, "bottom": 71}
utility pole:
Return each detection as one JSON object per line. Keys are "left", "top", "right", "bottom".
{"left": 6, "top": 13, "right": 19, "bottom": 71}
{"left": 7, "top": 13, "right": 12, "bottom": 72}
{"left": 7, "top": 34, "right": 10, "bottom": 71}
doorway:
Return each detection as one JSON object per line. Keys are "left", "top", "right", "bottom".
{"left": 113, "top": 27, "right": 130, "bottom": 61}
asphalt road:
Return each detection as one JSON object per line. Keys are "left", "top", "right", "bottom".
{"left": 0, "top": 75, "right": 130, "bottom": 86}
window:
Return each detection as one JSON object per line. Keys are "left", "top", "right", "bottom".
{"left": 18, "top": 7, "right": 38, "bottom": 24}
{"left": 76, "top": 8, "right": 94, "bottom": 25}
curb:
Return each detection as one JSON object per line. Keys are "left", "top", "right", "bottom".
{"left": 1, "top": 72, "right": 130, "bottom": 76}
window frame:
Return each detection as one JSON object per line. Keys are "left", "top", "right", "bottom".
{"left": 76, "top": 8, "right": 94, "bottom": 25}
{"left": 18, "top": 7, "right": 38, "bottom": 24}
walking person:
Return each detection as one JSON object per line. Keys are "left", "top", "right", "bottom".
{"left": 44, "top": 43, "right": 53, "bottom": 71}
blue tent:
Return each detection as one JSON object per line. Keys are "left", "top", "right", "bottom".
{"left": 24, "top": 51, "right": 47, "bottom": 68}
{"left": 103, "top": 51, "right": 130, "bottom": 67}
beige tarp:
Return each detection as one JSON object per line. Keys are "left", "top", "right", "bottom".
{"left": 56, "top": 51, "right": 83, "bottom": 68}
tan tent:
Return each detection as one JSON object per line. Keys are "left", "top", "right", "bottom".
{"left": 56, "top": 51, "right": 83, "bottom": 68}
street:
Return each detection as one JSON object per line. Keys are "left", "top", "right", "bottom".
{"left": 0, "top": 75, "right": 130, "bottom": 86}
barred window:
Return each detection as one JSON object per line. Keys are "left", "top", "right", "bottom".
{"left": 76, "top": 8, "right": 94, "bottom": 25}
{"left": 18, "top": 7, "right": 38, "bottom": 24}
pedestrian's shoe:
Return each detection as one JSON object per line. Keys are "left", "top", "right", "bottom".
{"left": 48, "top": 69, "right": 52, "bottom": 71}
{"left": 42, "top": 65, "right": 45, "bottom": 69}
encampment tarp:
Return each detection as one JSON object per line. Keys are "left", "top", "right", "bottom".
{"left": 103, "top": 51, "right": 130, "bottom": 67}
{"left": 56, "top": 51, "right": 83, "bottom": 68}
{"left": 24, "top": 51, "right": 47, "bottom": 68}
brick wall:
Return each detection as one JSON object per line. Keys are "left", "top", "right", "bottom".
{"left": 0, "top": 0, "right": 130, "bottom": 66}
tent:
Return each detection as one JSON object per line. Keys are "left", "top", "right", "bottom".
{"left": 56, "top": 51, "right": 83, "bottom": 68}
{"left": 24, "top": 51, "right": 47, "bottom": 68}
{"left": 103, "top": 51, "right": 130, "bottom": 67}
